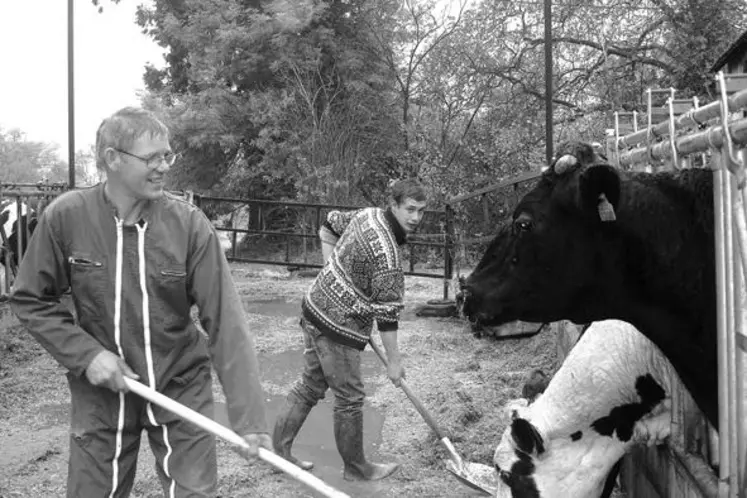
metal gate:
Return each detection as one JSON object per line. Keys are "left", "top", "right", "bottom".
{"left": 608, "top": 71, "right": 747, "bottom": 498}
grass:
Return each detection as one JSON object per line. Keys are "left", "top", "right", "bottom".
{"left": 0, "top": 262, "right": 565, "bottom": 497}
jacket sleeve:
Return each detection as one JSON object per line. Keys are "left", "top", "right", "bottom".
{"left": 9, "top": 209, "right": 106, "bottom": 377}
{"left": 187, "top": 209, "right": 268, "bottom": 435}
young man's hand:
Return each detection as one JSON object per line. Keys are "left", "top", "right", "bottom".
{"left": 387, "top": 361, "right": 406, "bottom": 387}
{"left": 85, "top": 350, "right": 140, "bottom": 392}
{"left": 238, "top": 433, "right": 273, "bottom": 462}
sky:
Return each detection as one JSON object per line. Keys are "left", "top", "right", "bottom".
{"left": 0, "top": 0, "right": 165, "bottom": 162}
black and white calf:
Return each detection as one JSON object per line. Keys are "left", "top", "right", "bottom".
{"left": 0, "top": 199, "right": 37, "bottom": 291}
{"left": 492, "top": 320, "right": 686, "bottom": 498}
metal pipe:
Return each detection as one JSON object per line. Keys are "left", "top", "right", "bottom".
{"left": 714, "top": 149, "right": 732, "bottom": 498}
{"left": 67, "top": 0, "right": 75, "bottom": 189}
{"left": 619, "top": 87, "right": 747, "bottom": 149}
{"left": 447, "top": 170, "right": 542, "bottom": 204}
{"left": 15, "top": 197, "right": 23, "bottom": 269}
{"left": 723, "top": 169, "right": 739, "bottom": 498}
{"left": 619, "top": 117, "right": 747, "bottom": 168}
{"left": 731, "top": 185, "right": 746, "bottom": 492}
{"left": 544, "top": 0, "right": 553, "bottom": 165}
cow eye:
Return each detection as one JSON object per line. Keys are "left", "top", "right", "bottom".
{"left": 515, "top": 220, "right": 533, "bottom": 232}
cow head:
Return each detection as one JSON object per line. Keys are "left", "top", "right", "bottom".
{"left": 460, "top": 141, "right": 624, "bottom": 326}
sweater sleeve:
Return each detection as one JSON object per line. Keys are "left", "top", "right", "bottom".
{"left": 9, "top": 208, "right": 106, "bottom": 377}
{"left": 187, "top": 209, "right": 268, "bottom": 435}
{"left": 370, "top": 267, "right": 405, "bottom": 331}
{"left": 324, "top": 209, "right": 359, "bottom": 237}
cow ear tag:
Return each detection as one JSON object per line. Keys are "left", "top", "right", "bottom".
{"left": 598, "top": 193, "right": 616, "bottom": 222}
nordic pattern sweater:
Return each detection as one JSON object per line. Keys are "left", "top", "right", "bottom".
{"left": 301, "top": 207, "right": 407, "bottom": 350}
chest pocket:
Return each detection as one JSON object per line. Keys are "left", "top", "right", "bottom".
{"left": 151, "top": 257, "right": 191, "bottom": 328}
{"left": 68, "top": 254, "right": 109, "bottom": 320}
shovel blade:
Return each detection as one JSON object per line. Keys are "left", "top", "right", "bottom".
{"left": 445, "top": 459, "right": 498, "bottom": 496}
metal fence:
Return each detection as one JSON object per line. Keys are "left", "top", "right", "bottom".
{"left": 607, "top": 71, "right": 747, "bottom": 498}
{"left": 192, "top": 194, "right": 456, "bottom": 299}
{"left": 0, "top": 186, "right": 459, "bottom": 300}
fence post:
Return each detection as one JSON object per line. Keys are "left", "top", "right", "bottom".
{"left": 443, "top": 205, "right": 455, "bottom": 301}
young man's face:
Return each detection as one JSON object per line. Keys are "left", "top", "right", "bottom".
{"left": 390, "top": 197, "right": 427, "bottom": 234}
{"left": 109, "top": 134, "right": 172, "bottom": 201}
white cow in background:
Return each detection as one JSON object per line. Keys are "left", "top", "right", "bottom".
{"left": 213, "top": 205, "right": 251, "bottom": 254}
{"left": 491, "top": 319, "right": 693, "bottom": 498}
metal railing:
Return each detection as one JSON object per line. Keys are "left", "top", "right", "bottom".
{"left": 0, "top": 186, "right": 460, "bottom": 300}
{"left": 192, "top": 194, "right": 457, "bottom": 299}
{"left": 608, "top": 71, "right": 747, "bottom": 498}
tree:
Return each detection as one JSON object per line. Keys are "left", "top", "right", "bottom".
{"left": 0, "top": 128, "right": 94, "bottom": 186}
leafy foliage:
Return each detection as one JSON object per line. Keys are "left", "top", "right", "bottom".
{"left": 0, "top": 128, "right": 92, "bottom": 186}
{"left": 90, "top": 0, "right": 746, "bottom": 223}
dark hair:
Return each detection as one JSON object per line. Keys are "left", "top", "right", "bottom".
{"left": 389, "top": 178, "right": 427, "bottom": 205}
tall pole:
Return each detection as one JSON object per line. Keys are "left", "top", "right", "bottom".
{"left": 67, "top": 0, "right": 75, "bottom": 188}
{"left": 544, "top": 0, "right": 553, "bottom": 165}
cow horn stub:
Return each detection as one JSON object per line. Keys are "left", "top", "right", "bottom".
{"left": 553, "top": 154, "right": 579, "bottom": 175}
{"left": 598, "top": 193, "right": 616, "bottom": 222}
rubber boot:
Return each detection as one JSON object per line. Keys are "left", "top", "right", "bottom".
{"left": 272, "top": 396, "right": 315, "bottom": 471}
{"left": 334, "top": 410, "right": 399, "bottom": 481}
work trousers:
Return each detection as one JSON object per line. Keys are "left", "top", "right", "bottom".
{"left": 65, "top": 362, "right": 218, "bottom": 498}
{"left": 288, "top": 319, "right": 366, "bottom": 414}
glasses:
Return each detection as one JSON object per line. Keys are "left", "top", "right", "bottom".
{"left": 114, "top": 148, "right": 178, "bottom": 169}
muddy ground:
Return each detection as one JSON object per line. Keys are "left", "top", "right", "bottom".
{"left": 0, "top": 263, "right": 567, "bottom": 497}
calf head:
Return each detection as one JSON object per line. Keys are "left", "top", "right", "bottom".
{"left": 493, "top": 370, "right": 671, "bottom": 498}
{"left": 461, "top": 141, "right": 624, "bottom": 326}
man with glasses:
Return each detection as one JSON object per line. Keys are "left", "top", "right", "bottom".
{"left": 10, "top": 106, "right": 272, "bottom": 497}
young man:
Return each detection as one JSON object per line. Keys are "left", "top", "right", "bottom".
{"left": 10, "top": 107, "right": 271, "bottom": 497}
{"left": 272, "top": 179, "right": 428, "bottom": 480}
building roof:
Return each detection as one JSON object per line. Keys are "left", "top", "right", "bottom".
{"left": 711, "top": 29, "right": 747, "bottom": 73}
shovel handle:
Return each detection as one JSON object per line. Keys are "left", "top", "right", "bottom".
{"left": 122, "top": 378, "right": 350, "bottom": 498}
{"left": 368, "top": 339, "right": 449, "bottom": 441}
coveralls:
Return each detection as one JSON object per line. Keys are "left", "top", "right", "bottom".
{"left": 10, "top": 183, "right": 267, "bottom": 497}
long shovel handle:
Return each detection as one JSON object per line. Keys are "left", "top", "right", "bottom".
{"left": 122, "top": 378, "right": 350, "bottom": 498}
{"left": 368, "top": 338, "right": 463, "bottom": 467}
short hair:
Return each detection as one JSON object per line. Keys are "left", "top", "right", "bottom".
{"left": 95, "top": 107, "right": 170, "bottom": 171}
{"left": 389, "top": 178, "right": 427, "bottom": 205}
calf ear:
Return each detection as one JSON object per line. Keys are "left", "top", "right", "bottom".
{"left": 578, "top": 164, "right": 621, "bottom": 222}
{"left": 504, "top": 398, "right": 529, "bottom": 421}
{"left": 511, "top": 418, "right": 546, "bottom": 455}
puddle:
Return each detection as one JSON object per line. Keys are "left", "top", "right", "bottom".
{"left": 215, "top": 392, "right": 390, "bottom": 498}
{"left": 213, "top": 345, "right": 395, "bottom": 496}
{"left": 244, "top": 298, "right": 302, "bottom": 318}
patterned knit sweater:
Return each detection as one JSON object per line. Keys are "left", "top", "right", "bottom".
{"left": 301, "top": 207, "right": 407, "bottom": 350}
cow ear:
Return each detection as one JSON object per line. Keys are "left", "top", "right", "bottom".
{"left": 578, "top": 164, "right": 621, "bottom": 222}
{"left": 511, "top": 418, "right": 546, "bottom": 456}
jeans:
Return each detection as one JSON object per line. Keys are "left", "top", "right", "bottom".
{"left": 289, "top": 318, "right": 366, "bottom": 414}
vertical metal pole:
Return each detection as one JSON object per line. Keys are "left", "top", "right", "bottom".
{"left": 443, "top": 205, "right": 454, "bottom": 301}
{"left": 724, "top": 170, "right": 739, "bottom": 498}
{"left": 714, "top": 148, "right": 732, "bottom": 498}
{"left": 67, "top": 0, "right": 76, "bottom": 189}
{"left": 544, "top": 0, "right": 553, "bottom": 165}
{"left": 15, "top": 197, "right": 23, "bottom": 270}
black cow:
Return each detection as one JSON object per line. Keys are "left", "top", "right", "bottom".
{"left": 459, "top": 141, "right": 719, "bottom": 429}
